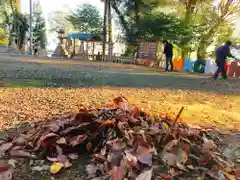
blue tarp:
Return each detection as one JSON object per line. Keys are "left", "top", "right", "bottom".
{"left": 67, "top": 33, "right": 101, "bottom": 41}
{"left": 183, "top": 59, "right": 196, "bottom": 72}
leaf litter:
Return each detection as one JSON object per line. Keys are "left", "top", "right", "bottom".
{"left": 0, "top": 96, "right": 239, "bottom": 179}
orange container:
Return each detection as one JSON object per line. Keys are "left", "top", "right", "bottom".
{"left": 173, "top": 57, "right": 184, "bottom": 72}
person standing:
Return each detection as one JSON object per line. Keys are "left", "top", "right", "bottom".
{"left": 163, "top": 40, "right": 174, "bottom": 72}
{"left": 213, "top": 41, "right": 238, "bottom": 79}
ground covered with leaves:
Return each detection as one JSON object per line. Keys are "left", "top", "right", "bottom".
{"left": 0, "top": 56, "right": 239, "bottom": 130}
{"left": 0, "top": 56, "right": 239, "bottom": 179}
{"left": 0, "top": 96, "right": 239, "bottom": 180}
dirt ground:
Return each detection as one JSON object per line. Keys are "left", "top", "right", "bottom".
{"left": 0, "top": 56, "right": 239, "bottom": 130}
{"left": 0, "top": 55, "right": 239, "bottom": 179}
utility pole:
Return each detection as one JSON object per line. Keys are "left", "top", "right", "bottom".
{"left": 102, "top": 0, "right": 108, "bottom": 61}
{"left": 29, "top": 0, "right": 33, "bottom": 55}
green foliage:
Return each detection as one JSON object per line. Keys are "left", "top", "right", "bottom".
{"left": 66, "top": 4, "right": 103, "bottom": 34}
{"left": 107, "top": 0, "right": 240, "bottom": 57}
{"left": 9, "top": 10, "right": 29, "bottom": 49}
{"left": 48, "top": 9, "right": 73, "bottom": 33}
{"left": 32, "top": 2, "right": 47, "bottom": 50}
{"left": 0, "top": 28, "right": 8, "bottom": 40}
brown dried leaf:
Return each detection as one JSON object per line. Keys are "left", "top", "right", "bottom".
{"left": 136, "top": 168, "right": 153, "bottom": 180}
{"left": 177, "top": 148, "right": 188, "bottom": 164}
{"left": 46, "top": 156, "right": 58, "bottom": 162}
{"left": 162, "top": 151, "right": 177, "bottom": 166}
{"left": 110, "top": 150, "right": 123, "bottom": 167}
{"left": 222, "top": 171, "right": 236, "bottom": 180}
{"left": 0, "top": 142, "right": 13, "bottom": 155}
{"left": 164, "top": 140, "right": 178, "bottom": 152}
{"left": 135, "top": 145, "right": 152, "bottom": 166}
{"left": 56, "top": 137, "right": 67, "bottom": 145}
{"left": 60, "top": 122, "right": 90, "bottom": 135}
{"left": 113, "top": 97, "right": 124, "bottom": 106}
{"left": 69, "top": 135, "right": 86, "bottom": 146}
{"left": 0, "top": 164, "right": 13, "bottom": 180}
{"left": 13, "top": 134, "right": 28, "bottom": 146}
{"left": 10, "top": 150, "right": 34, "bottom": 158}
{"left": 46, "top": 123, "right": 60, "bottom": 132}
{"left": 86, "top": 164, "right": 98, "bottom": 178}
{"left": 125, "top": 152, "right": 138, "bottom": 168}
{"left": 202, "top": 137, "right": 216, "bottom": 151}
{"left": 112, "top": 166, "right": 124, "bottom": 180}
{"left": 68, "top": 153, "right": 79, "bottom": 160}
{"left": 38, "top": 133, "right": 59, "bottom": 148}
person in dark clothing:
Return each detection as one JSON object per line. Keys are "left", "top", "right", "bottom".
{"left": 212, "top": 40, "right": 238, "bottom": 79}
{"left": 34, "top": 48, "right": 38, "bottom": 56}
{"left": 96, "top": 52, "right": 102, "bottom": 61}
{"left": 163, "top": 40, "right": 174, "bottom": 72}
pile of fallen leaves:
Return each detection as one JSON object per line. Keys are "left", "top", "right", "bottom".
{"left": 0, "top": 96, "right": 238, "bottom": 179}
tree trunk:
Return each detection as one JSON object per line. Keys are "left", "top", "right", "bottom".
{"left": 107, "top": 0, "right": 112, "bottom": 56}
{"left": 111, "top": 2, "right": 130, "bottom": 35}
{"left": 134, "top": 0, "right": 140, "bottom": 48}
{"left": 197, "top": 20, "right": 222, "bottom": 60}
{"left": 134, "top": 0, "right": 140, "bottom": 27}
{"left": 102, "top": 0, "right": 108, "bottom": 61}
{"left": 181, "top": 0, "right": 198, "bottom": 58}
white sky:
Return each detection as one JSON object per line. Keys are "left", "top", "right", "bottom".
{"left": 21, "top": 0, "right": 104, "bottom": 15}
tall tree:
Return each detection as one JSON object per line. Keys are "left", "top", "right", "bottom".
{"left": 8, "top": 10, "right": 29, "bottom": 49}
{"left": 48, "top": 8, "right": 73, "bottom": 33}
{"left": 197, "top": 0, "right": 240, "bottom": 60}
{"left": 32, "top": 1, "right": 47, "bottom": 50}
{"left": 66, "top": 4, "right": 103, "bottom": 34}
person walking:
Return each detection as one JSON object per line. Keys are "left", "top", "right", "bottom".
{"left": 163, "top": 40, "right": 174, "bottom": 72}
{"left": 212, "top": 40, "right": 238, "bottom": 79}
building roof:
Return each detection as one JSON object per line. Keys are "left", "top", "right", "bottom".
{"left": 67, "top": 33, "right": 102, "bottom": 41}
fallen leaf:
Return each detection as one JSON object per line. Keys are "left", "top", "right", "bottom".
{"left": 162, "top": 151, "right": 177, "bottom": 166}
{"left": 125, "top": 152, "right": 138, "bottom": 168}
{"left": 39, "top": 133, "right": 59, "bottom": 148}
{"left": 8, "top": 159, "right": 17, "bottom": 168}
{"left": 68, "top": 153, "right": 79, "bottom": 160}
{"left": 86, "top": 164, "right": 98, "bottom": 178}
{"left": 13, "top": 135, "right": 27, "bottom": 146}
{"left": 10, "top": 150, "right": 34, "bottom": 158}
{"left": 69, "top": 135, "right": 86, "bottom": 146}
{"left": 136, "top": 168, "right": 153, "bottom": 180}
{"left": 164, "top": 140, "right": 178, "bottom": 152}
{"left": 112, "top": 166, "right": 124, "bottom": 180}
{"left": 222, "top": 171, "right": 236, "bottom": 180}
{"left": 86, "top": 142, "right": 92, "bottom": 152}
{"left": 49, "top": 162, "right": 63, "bottom": 174}
{"left": 202, "top": 137, "right": 216, "bottom": 151}
{"left": 0, "top": 164, "right": 13, "bottom": 180}
{"left": 0, "top": 143, "right": 13, "bottom": 155}
{"left": 56, "top": 137, "right": 67, "bottom": 145}
{"left": 32, "top": 165, "right": 49, "bottom": 171}
{"left": 177, "top": 148, "right": 188, "bottom": 164}
{"left": 46, "top": 156, "right": 58, "bottom": 162}
{"left": 135, "top": 145, "right": 152, "bottom": 166}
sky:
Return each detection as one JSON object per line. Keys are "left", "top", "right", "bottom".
{"left": 21, "top": 0, "right": 104, "bottom": 15}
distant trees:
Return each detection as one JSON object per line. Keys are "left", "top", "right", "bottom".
{"left": 32, "top": 2, "right": 47, "bottom": 50}
{"left": 66, "top": 4, "right": 103, "bottom": 34}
